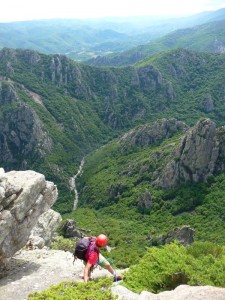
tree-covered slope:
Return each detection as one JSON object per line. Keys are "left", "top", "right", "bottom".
{"left": 87, "top": 19, "right": 225, "bottom": 66}
{"left": 68, "top": 118, "right": 225, "bottom": 267}
{"left": 1, "top": 47, "right": 225, "bottom": 212}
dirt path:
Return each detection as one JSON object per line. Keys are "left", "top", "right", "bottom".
{"left": 0, "top": 248, "right": 110, "bottom": 300}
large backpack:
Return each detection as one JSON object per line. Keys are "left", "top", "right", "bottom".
{"left": 73, "top": 237, "right": 98, "bottom": 261}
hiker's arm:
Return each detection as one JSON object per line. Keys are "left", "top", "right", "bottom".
{"left": 84, "top": 263, "right": 92, "bottom": 283}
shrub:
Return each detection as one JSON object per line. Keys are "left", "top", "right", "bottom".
{"left": 50, "top": 237, "right": 75, "bottom": 253}
{"left": 28, "top": 277, "right": 116, "bottom": 300}
{"left": 123, "top": 242, "right": 225, "bottom": 293}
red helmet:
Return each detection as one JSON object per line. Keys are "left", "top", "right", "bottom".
{"left": 96, "top": 234, "right": 108, "bottom": 247}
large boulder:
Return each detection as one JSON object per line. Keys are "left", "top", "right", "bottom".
{"left": 28, "top": 209, "right": 62, "bottom": 249}
{"left": 0, "top": 169, "right": 58, "bottom": 262}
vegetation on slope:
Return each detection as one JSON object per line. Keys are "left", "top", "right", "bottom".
{"left": 123, "top": 242, "right": 225, "bottom": 293}
{"left": 28, "top": 242, "right": 225, "bottom": 298}
{"left": 1, "top": 48, "right": 225, "bottom": 213}
{"left": 54, "top": 119, "right": 224, "bottom": 268}
{"left": 28, "top": 277, "right": 116, "bottom": 300}
{"left": 87, "top": 19, "right": 225, "bottom": 66}
{"left": 1, "top": 9, "right": 225, "bottom": 61}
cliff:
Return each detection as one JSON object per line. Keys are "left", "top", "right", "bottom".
{"left": 0, "top": 168, "right": 59, "bottom": 264}
{"left": 156, "top": 119, "right": 223, "bottom": 188}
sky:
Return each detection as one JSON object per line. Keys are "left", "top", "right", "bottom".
{"left": 1, "top": 0, "right": 225, "bottom": 22}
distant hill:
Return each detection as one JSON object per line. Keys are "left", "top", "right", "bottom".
{"left": 0, "top": 8, "right": 225, "bottom": 61}
{"left": 87, "top": 18, "right": 225, "bottom": 66}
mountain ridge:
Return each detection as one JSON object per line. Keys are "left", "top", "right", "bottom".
{"left": 87, "top": 18, "right": 225, "bottom": 66}
{"left": 0, "top": 8, "right": 225, "bottom": 61}
{"left": 1, "top": 47, "right": 225, "bottom": 212}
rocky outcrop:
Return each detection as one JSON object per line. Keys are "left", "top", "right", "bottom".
{"left": 201, "top": 94, "right": 214, "bottom": 113}
{"left": 119, "top": 118, "right": 188, "bottom": 147}
{"left": 0, "top": 81, "right": 19, "bottom": 104}
{"left": 60, "top": 219, "right": 91, "bottom": 238}
{"left": 157, "top": 119, "right": 219, "bottom": 188}
{"left": 27, "top": 209, "right": 62, "bottom": 249}
{"left": 164, "top": 226, "right": 195, "bottom": 246}
{"left": 0, "top": 82, "right": 52, "bottom": 166}
{"left": 112, "top": 284, "right": 225, "bottom": 300}
{"left": 0, "top": 169, "right": 58, "bottom": 262}
{"left": 214, "top": 38, "right": 225, "bottom": 53}
{"left": 147, "top": 226, "right": 195, "bottom": 246}
{"left": 138, "top": 65, "right": 163, "bottom": 89}
{"left": 137, "top": 190, "right": 152, "bottom": 210}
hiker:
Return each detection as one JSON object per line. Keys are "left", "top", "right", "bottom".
{"left": 74, "top": 234, "right": 122, "bottom": 283}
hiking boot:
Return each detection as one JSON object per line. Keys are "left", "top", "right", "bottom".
{"left": 113, "top": 271, "right": 123, "bottom": 282}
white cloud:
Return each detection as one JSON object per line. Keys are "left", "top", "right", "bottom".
{"left": 0, "top": 0, "right": 224, "bottom": 22}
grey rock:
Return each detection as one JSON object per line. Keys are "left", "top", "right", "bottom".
{"left": 165, "top": 81, "right": 175, "bottom": 100}
{"left": 138, "top": 190, "right": 152, "bottom": 210}
{"left": 112, "top": 285, "right": 140, "bottom": 299}
{"left": 164, "top": 226, "right": 195, "bottom": 246}
{"left": 0, "top": 187, "right": 5, "bottom": 201}
{"left": 28, "top": 209, "right": 62, "bottom": 248}
{"left": 112, "top": 284, "right": 225, "bottom": 300}
{"left": 147, "top": 226, "right": 195, "bottom": 246}
{"left": 0, "top": 91, "right": 52, "bottom": 165}
{"left": 119, "top": 118, "right": 188, "bottom": 148}
{"left": 138, "top": 66, "right": 163, "bottom": 90}
{"left": 157, "top": 119, "right": 219, "bottom": 188}
{"left": 0, "top": 169, "right": 58, "bottom": 262}
{"left": 0, "top": 81, "right": 19, "bottom": 104}
{"left": 61, "top": 219, "right": 90, "bottom": 238}
{"left": 202, "top": 94, "right": 214, "bottom": 113}
{"left": 214, "top": 38, "right": 225, "bottom": 54}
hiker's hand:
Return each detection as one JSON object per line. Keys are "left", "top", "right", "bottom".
{"left": 73, "top": 256, "right": 77, "bottom": 264}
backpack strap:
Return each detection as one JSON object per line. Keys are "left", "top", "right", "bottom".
{"left": 87, "top": 237, "right": 99, "bottom": 262}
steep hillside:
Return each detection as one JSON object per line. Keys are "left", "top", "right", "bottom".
{"left": 70, "top": 118, "right": 225, "bottom": 266}
{"left": 87, "top": 19, "right": 225, "bottom": 66}
{"left": 1, "top": 48, "right": 225, "bottom": 212}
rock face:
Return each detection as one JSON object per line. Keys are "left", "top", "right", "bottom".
{"left": 60, "top": 219, "right": 91, "bottom": 238}
{"left": 112, "top": 284, "right": 225, "bottom": 300}
{"left": 0, "top": 169, "right": 58, "bottom": 262}
{"left": 28, "top": 209, "right": 62, "bottom": 249}
{"left": 147, "top": 226, "right": 195, "bottom": 246}
{"left": 157, "top": 119, "right": 219, "bottom": 188}
{"left": 0, "top": 81, "right": 52, "bottom": 167}
{"left": 119, "top": 118, "right": 188, "bottom": 147}
{"left": 164, "top": 226, "right": 195, "bottom": 246}
{"left": 201, "top": 94, "right": 214, "bottom": 113}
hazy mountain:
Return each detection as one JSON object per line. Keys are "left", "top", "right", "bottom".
{"left": 87, "top": 18, "right": 225, "bottom": 66}
{"left": 0, "top": 8, "right": 225, "bottom": 61}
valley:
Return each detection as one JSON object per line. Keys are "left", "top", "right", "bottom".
{"left": 1, "top": 7, "right": 225, "bottom": 297}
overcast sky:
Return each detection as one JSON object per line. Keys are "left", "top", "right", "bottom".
{"left": 1, "top": 0, "right": 225, "bottom": 22}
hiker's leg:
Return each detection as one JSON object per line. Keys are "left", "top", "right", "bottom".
{"left": 98, "top": 253, "right": 123, "bottom": 281}
{"left": 98, "top": 253, "right": 114, "bottom": 274}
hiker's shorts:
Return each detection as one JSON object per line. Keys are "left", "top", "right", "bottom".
{"left": 98, "top": 253, "right": 110, "bottom": 268}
